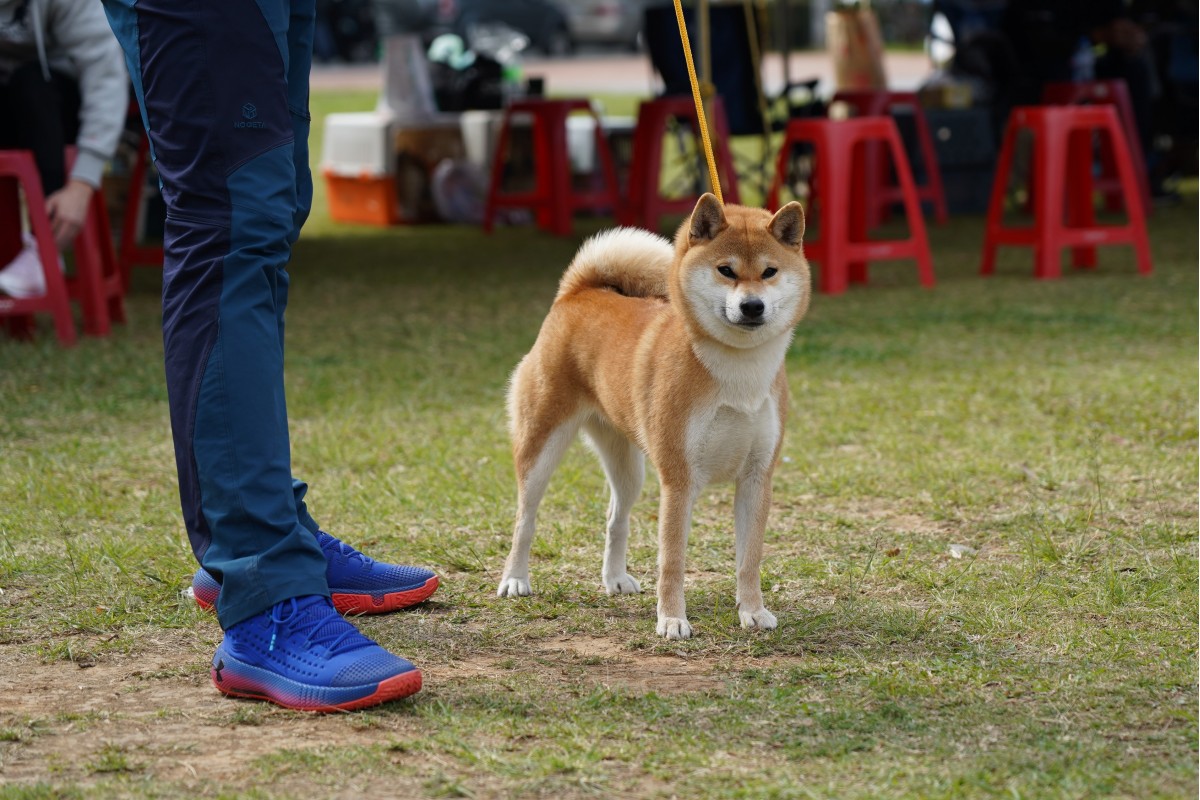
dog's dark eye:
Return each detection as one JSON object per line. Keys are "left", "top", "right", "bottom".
{"left": 717, "top": 265, "right": 736, "bottom": 279}
{"left": 762, "top": 267, "right": 778, "bottom": 279}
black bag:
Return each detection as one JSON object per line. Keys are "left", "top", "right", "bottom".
{"left": 430, "top": 55, "right": 504, "bottom": 111}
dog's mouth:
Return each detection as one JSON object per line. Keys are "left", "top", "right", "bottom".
{"left": 724, "top": 314, "right": 766, "bottom": 330}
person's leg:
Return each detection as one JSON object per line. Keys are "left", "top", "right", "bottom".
{"left": 194, "top": 472, "right": 441, "bottom": 615}
{"left": 1096, "top": 50, "right": 1159, "bottom": 170}
{"left": 280, "top": 0, "right": 322, "bottom": 538}
{"left": 102, "top": 0, "right": 327, "bottom": 629}
{"left": 103, "top": 0, "right": 422, "bottom": 712}
{"left": 0, "top": 65, "right": 80, "bottom": 296}
{"left": 0, "top": 79, "right": 13, "bottom": 148}
{"left": 2, "top": 63, "right": 80, "bottom": 195}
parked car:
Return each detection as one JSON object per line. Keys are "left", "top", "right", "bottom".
{"left": 436, "top": 0, "right": 575, "bottom": 56}
{"left": 314, "top": 0, "right": 379, "bottom": 62}
{"left": 318, "top": 0, "right": 576, "bottom": 61}
{"left": 558, "top": 0, "right": 647, "bottom": 52}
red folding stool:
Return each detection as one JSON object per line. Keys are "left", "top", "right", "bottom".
{"left": 0, "top": 149, "right": 126, "bottom": 342}
{"left": 625, "top": 95, "right": 740, "bottom": 233}
{"left": 981, "top": 105, "right": 1151, "bottom": 279}
{"left": 1041, "top": 79, "right": 1152, "bottom": 215}
{"left": 118, "top": 125, "right": 165, "bottom": 290}
{"left": 767, "top": 117, "right": 935, "bottom": 295}
{"left": 64, "top": 146, "right": 126, "bottom": 337}
{"left": 483, "top": 98, "right": 622, "bottom": 236}
{"left": 832, "top": 90, "right": 949, "bottom": 229}
{"left": 0, "top": 150, "right": 76, "bottom": 345}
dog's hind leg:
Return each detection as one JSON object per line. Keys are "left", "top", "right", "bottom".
{"left": 498, "top": 415, "right": 582, "bottom": 597}
{"left": 583, "top": 418, "right": 644, "bottom": 595}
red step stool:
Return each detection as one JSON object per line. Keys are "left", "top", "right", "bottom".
{"left": 767, "top": 116, "right": 935, "bottom": 295}
{"left": 118, "top": 127, "right": 165, "bottom": 290}
{"left": 831, "top": 90, "right": 949, "bottom": 229}
{"left": 981, "top": 105, "right": 1152, "bottom": 280}
{"left": 0, "top": 149, "right": 127, "bottom": 343}
{"left": 65, "top": 147, "right": 127, "bottom": 337}
{"left": 1041, "top": 79, "right": 1152, "bottom": 215}
{"left": 483, "top": 98, "right": 622, "bottom": 236}
{"left": 0, "top": 150, "right": 76, "bottom": 345}
{"left": 625, "top": 95, "right": 740, "bottom": 233}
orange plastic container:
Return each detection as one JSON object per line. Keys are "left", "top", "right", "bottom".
{"left": 324, "top": 169, "right": 399, "bottom": 227}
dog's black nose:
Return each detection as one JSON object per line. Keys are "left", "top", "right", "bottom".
{"left": 740, "top": 298, "right": 765, "bottom": 319}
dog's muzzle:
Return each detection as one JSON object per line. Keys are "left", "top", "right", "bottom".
{"left": 729, "top": 296, "right": 766, "bottom": 328}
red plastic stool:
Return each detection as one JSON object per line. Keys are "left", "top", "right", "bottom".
{"left": 832, "top": 90, "right": 948, "bottom": 228}
{"left": 767, "top": 117, "right": 935, "bottom": 295}
{"left": 1041, "top": 79, "right": 1152, "bottom": 214}
{"left": 65, "top": 146, "right": 126, "bottom": 337}
{"left": 483, "top": 98, "right": 622, "bottom": 236}
{"left": 0, "top": 150, "right": 76, "bottom": 345}
{"left": 118, "top": 126, "right": 164, "bottom": 290}
{"left": 625, "top": 95, "right": 740, "bottom": 232}
{"left": 981, "top": 105, "right": 1151, "bottom": 280}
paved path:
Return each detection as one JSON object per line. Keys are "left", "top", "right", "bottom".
{"left": 311, "top": 51, "right": 932, "bottom": 96}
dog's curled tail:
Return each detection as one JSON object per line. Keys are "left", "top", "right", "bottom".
{"left": 556, "top": 227, "right": 674, "bottom": 301}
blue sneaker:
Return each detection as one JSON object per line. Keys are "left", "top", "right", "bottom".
{"left": 191, "top": 531, "right": 439, "bottom": 615}
{"left": 211, "top": 594, "right": 422, "bottom": 712}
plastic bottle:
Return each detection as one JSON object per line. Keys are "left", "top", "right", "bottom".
{"left": 1071, "top": 37, "right": 1095, "bottom": 81}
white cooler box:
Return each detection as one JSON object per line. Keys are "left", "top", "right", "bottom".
{"left": 320, "top": 111, "right": 398, "bottom": 226}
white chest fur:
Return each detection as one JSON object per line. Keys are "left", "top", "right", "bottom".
{"left": 685, "top": 400, "right": 780, "bottom": 484}
{"left": 685, "top": 335, "right": 789, "bottom": 484}
{"left": 691, "top": 334, "right": 792, "bottom": 414}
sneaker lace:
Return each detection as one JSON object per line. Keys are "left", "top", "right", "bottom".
{"left": 267, "top": 596, "right": 371, "bottom": 654}
{"left": 316, "top": 531, "right": 374, "bottom": 566}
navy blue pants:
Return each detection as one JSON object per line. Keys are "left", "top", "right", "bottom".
{"left": 103, "top": 0, "right": 329, "bottom": 628}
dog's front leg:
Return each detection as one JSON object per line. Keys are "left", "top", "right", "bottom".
{"left": 734, "top": 470, "right": 777, "bottom": 630}
{"left": 656, "top": 483, "right": 699, "bottom": 639}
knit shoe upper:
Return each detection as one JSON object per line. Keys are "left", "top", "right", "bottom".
{"left": 211, "top": 594, "right": 421, "bottom": 711}
{"left": 190, "top": 531, "right": 439, "bottom": 615}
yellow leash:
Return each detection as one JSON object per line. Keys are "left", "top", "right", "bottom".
{"left": 671, "top": 0, "right": 724, "bottom": 204}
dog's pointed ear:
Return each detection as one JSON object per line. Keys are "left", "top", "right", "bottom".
{"left": 769, "top": 201, "right": 805, "bottom": 248}
{"left": 688, "top": 193, "right": 728, "bottom": 243}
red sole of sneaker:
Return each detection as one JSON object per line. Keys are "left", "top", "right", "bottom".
{"left": 195, "top": 576, "right": 439, "bottom": 616}
{"left": 333, "top": 575, "right": 440, "bottom": 615}
{"left": 213, "top": 668, "right": 423, "bottom": 712}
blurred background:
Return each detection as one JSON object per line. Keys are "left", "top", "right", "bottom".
{"left": 312, "top": 0, "right": 937, "bottom": 62}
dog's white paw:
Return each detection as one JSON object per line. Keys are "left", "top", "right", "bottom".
{"left": 656, "top": 616, "right": 693, "bottom": 640}
{"left": 496, "top": 577, "right": 532, "bottom": 598}
{"left": 738, "top": 606, "right": 777, "bottom": 630}
{"left": 603, "top": 573, "right": 642, "bottom": 595}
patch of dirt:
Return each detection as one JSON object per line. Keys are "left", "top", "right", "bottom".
{"left": 0, "top": 626, "right": 732, "bottom": 792}
{"left": 437, "top": 634, "right": 727, "bottom": 695}
{"left": 0, "top": 632, "right": 426, "bottom": 789}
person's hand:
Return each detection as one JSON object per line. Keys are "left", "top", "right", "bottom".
{"left": 45, "top": 180, "right": 95, "bottom": 250}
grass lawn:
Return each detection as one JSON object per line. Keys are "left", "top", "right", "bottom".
{"left": 0, "top": 90, "right": 1196, "bottom": 799}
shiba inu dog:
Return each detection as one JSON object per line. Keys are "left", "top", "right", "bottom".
{"left": 497, "top": 194, "right": 810, "bottom": 640}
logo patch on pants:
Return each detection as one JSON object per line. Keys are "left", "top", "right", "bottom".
{"left": 235, "top": 102, "right": 265, "bottom": 129}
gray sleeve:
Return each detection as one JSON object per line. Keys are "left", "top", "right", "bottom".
{"left": 49, "top": 0, "right": 129, "bottom": 188}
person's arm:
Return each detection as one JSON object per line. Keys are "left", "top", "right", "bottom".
{"left": 43, "top": 179, "right": 95, "bottom": 247}
{"left": 43, "top": 0, "right": 129, "bottom": 247}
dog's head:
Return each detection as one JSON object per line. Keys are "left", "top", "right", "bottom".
{"left": 671, "top": 194, "right": 811, "bottom": 349}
